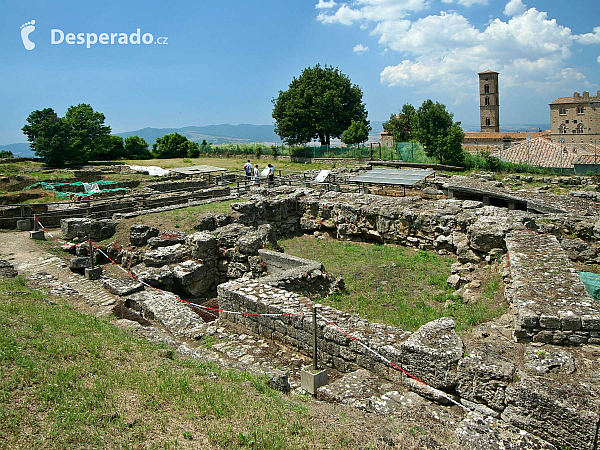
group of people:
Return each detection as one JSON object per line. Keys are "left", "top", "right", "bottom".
{"left": 243, "top": 160, "right": 275, "bottom": 187}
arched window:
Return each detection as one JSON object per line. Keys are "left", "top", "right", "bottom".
{"left": 484, "top": 84, "right": 490, "bottom": 94}
{"left": 559, "top": 124, "right": 566, "bottom": 134}
{"left": 577, "top": 123, "right": 584, "bottom": 134}
{"left": 486, "top": 118, "right": 491, "bottom": 126}
{"left": 485, "top": 97, "right": 490, "bottom": 106}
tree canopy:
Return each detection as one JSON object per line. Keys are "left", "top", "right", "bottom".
{"left": 124, "top": 136, "right": 152, "bottom": 159}
{"left": 272, "top": 64, "right": 368, "bottom": 146}
{"left": 382, "top": 104, "right": 416, "bottom": 144}
{"left": 341, "top": 119, "right": 371, "bottom": 146}
{"left": 384, "top": 100, "right": 465, "bottom": 166}
{"left": 151, "top": 133, "right": 198, "bottom": 159}
{"left": 414, "top": 100, "right": 465, "bottom": 166}
{"left": 22, "top": 104, "right": 112, "bottom": 166}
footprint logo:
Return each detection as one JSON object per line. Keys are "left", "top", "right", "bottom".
{"left": 20, "top": 20, "right": 36, "bottom": 50}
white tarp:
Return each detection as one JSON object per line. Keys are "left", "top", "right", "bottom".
{"left": 314, "top": 170, "right": 330, "bottom": 183}
{"left": 260, "top": 167, "right": 270, "bottom": 177}
{"left": 82, "top": 182, "right": 100, "bottom": 193}
{"left": 126, "top": 165, "right": 170, "bottom": 177}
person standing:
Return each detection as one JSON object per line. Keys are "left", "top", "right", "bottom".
{"left": 253, "top": 164, "right": 260, "bottom": 186}
{"left": 267, "top": 163, "right": 275, "bottom": 187}
{"left": 243, "top": 160, "right": 252, "bottom": 182}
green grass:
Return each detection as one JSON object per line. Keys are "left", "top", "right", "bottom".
{"left": 280, "top": 236, "right": 505, "bottom": 333}
{"left": 0, "top": 276, "right": 368, "bottom": 449}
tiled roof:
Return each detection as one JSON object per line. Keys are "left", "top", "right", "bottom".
{"left": 575, "top": 154, "right": 600, "bottom": 165}
{"left": 550, "top": 95, "right": 600, "bottom": 105}
{"left": 478, "top": 70, "right": 499, "bottom": 74}
{"left": 463, "top": 131, "right": 549, "bottom": 140}
{"left": 489, "top": 137, "right": 580, "bottom": 169}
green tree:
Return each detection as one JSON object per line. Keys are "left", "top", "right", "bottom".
{"left": 64, "top": 104, "right": 111, "bottom": 163}
{"left": 272, "top": 64, "right": 368, "bottom": 146}
{"left": 187, "top": 141, "right": 200, "bottom": 158}
{"left": 92, "top": 135, "right": 125, "bottom": 160}
{"left": 414, "top": 100, "right": 465, "bottom": 165}
{"left": 124, "top": 136, "right": 152, "bottom": 159}
{"left": 22, "top": 108, "right": 71, "bottom": 167}
{"left": 341, "top": 119, "right": 371, "bottom": 146}
{"left": 0, "top": 150, "right": 14, "bottom": 158}
{"left": 151, "top": 133, "right": 192, "bottom": 159}
{"left": 383, "top": 104, "right": 416, "bottom": 144}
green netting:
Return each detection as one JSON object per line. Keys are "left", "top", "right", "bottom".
{"left": 24, "top": 180, "right": 126, "bottom": 199}
{"left": 579, "top": 271, "right": 600, "bottom": 301}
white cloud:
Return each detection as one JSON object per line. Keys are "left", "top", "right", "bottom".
{"left": 574, "top": 27, "right": 600, "bottom": 45}
{"left": 353, "top": 44, "right": 369, "bottom": 53}
{"left": 504, "top": 0, "right": 526, "bottom": 17}
{"left": 438, "top": 0, "right": 488, "bottom": 6}
{"left": 317, "top": 0, "right": 428, "bottom": 25}
{"left": 598, "top": 55, "right": 600, "bottom": 64}
{"left": 315, "top": 0, "right": 337, "bottom": 9}
{"left": 317, "top": 3, "right": 597, "bottom": 99}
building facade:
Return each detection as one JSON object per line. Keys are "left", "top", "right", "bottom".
{"left": 550, "top": 91, "right": 600, "bottom": 144}
{"left": 479, "top": 70, "right": 499, "bottom": 132}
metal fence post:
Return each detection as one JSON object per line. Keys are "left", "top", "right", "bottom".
{"left": 313, "top": 305, "right": 318, "bottom": 371}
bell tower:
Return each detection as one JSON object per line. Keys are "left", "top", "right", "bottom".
{"left": 479, "top": 70, "right": 499, "bottom": 132}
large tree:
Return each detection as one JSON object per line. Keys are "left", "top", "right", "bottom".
{"left": 272, "top": 64, "right": 368, "bottom": 146}
{"left": 151, "top": 133, "right": 196, "bottom": 159}
{"left": 341, "top": 119, "right": 371, "bottom": 146}
{"left": 414, "top": 100, "right": 465, "bottom": 166}
{"left": 22, "top": 104, "right": 111, "bottom": 166}
{"left": 22, "top": 108, "right": 71, "bottom": 166}
{"left": 382, "top": 103, "right": 416, "bottom": 144}
{"left": 124, "top": 135, "right": 152, "bottom": 159}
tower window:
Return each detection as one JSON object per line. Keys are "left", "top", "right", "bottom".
{"left": 485, "top": 97, "right": 490, "bottom": 106}
{"left": 486, "top": 118, "right": 491, "bottom": 126}
{"left": 484, "top": 84, "right": 490, "bottom": 94}
{"left": 577, "top": 106, "right": 585, "bottom": 114}
{"left": 577, "top": 123, "right": 584, "bottom": 134}
{"left": 559, "top": 124, "right": 567, "bottom": 134}
{"left": 559, "top": 107, "right": 567, "bottom": 115}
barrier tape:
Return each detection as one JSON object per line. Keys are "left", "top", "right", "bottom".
{"left": 318, "top": 312, "right": 469, "bottom": 412}
{"left": 33, "top": 216, "right": 303, "bottom": 319}
{"left": 34, "top": 215, "right": 86, "bottom": 247}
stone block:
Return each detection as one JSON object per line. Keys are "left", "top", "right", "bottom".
{"left": 129, "top": 224, "right": 159, "bottom": 246}
{"left": 17, "top": 219, "right": 32, "bottom": 231}
{"left": 29, "top": 230, "right": 45, "bottom": 240}
{"left": 300, "top": 368, "right": 328, "bottom": 395}
{"left": 102, "top": 277, "right": 144, "bottom": 296}
{"left": 85, "top": 266, "right": 102, "bottom": 280}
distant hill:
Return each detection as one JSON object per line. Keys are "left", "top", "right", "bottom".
{"left": 0, "top": 142, "right": 35, "bottom": 157}
{"left": 116, "top": 124, "right": 284, "bottom": 145}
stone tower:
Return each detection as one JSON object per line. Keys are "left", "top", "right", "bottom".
{"left": 479, "top": 70, "right": 499, "bottom": 132}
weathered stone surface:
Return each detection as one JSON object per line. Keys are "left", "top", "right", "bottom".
{"left": 523, "top": 346, "right": 576, "bottom": 375}
{"left": 456, "top": 346, "right": 515, "bottom": 411}
{"left": 456, "top": 412, "right": 557, "bottom": 450}
{"left": 69, "top": 256, "right": 91, "bottom": 270}
{"left": 467, "top": 216, "right": 509, "bottom": 252}
{"left": 142, "top": 244, "right": 191, "bottom": 267}
{"left": 172, "top": 260, "right": 214, "bottom": 297}
{"left": 61, "top": 218, "right": 117, "bottom": 240}
{"left": 267, "top": 371, "right": 290, "bottom": 394}
{"left": 506, "top": 232, "right": 599, "bottom": 344}
{"left": 194, "top": 213, "right": 233, "bottom": 232}
{"left": 501, "top": 376, "right": 600, "bottom": 450}
{"left": 185, "top": 232, "right": 218, "bottom": 260}
{"left": 214, "top": 223, "right": 252, "bottom": 248}
{"left": 101, "top": 277, "right": 144, "bottom": 296}
{"left": 401, "top": 317, "right": 463, "bottom": 389}
{"left": 147, "top": 231, "right": 186, "bottom": 248}
{"left": 403, "top": 377, "right": 455, "bottom": 405}
{"left": 125, "top": 290, "right": 206, "bottom": 339}
{"left": 236, "top": 231, "right": 263, "bottom": 255}
{"left": 129, "top": 224, "right": 159, "bottom": 246}
{"left": 0, "top": 260, "right": 18, "bottom": 278}
{"left": 130, "top": 263, "right": 174, "bottom": 290}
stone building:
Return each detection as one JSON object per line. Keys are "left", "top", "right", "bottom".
{"left": 479, "top": 70, "right": 499, "bottom": 132}
{"left": 550, "top": 91, "right": 600, "bottom": 144}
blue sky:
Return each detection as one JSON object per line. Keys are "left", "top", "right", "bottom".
{"left": 1, "top": 0, "right": 599, "bottom": 143}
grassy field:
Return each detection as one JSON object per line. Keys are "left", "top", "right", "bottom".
{"left": 280, "top": 236, "right": 505, "bottom": 333}
{"left": 0, "top": 276, "right": 385, "bottom": 449}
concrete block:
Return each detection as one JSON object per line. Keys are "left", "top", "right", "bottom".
{"left": 17, "top": 219, "right": 32, "bottom": 231}
{"left": 300, "top": 368, "right": 328, "bottom": 395}
{"left": 29, "top": 230, "right": 45, "bottom": 240}
{"left": 85, "top": 266, "right": 103, "bottom": 280}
